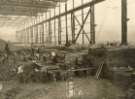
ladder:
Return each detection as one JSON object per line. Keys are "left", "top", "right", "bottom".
{"left": 95, "top": 62, "right": 104, "bottom": 79}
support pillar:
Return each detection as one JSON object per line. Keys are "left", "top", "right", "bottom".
{"left": 121, "top": 0, "right": 128, "bottom": 45}
{"left": 54, "top": 9, "right": 57, "bottom": 45}
{"left": 58, "top": 2, "right": 62, "bottom": 45}
{"left": 42, "top": 23, "right": 45, "bottom": 44}
{"left": 65, "top": 2, "right": 69, "bottom": 46}
{"left": 35, "top": 17, "right": 39, "bottom": 44}
{"left": 49, "top": 11, "right": 52, "bottom": 44}
{"left": 81, "top": 0, "right": 85, "bottom": 45}
{"left": 90, "top": 0, "right": 96, "bottom": 45}
{"left": 71, "top": 0, "right": 75, "bottom": 44}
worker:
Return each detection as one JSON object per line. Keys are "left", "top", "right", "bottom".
{"left": 50, "top": 51, "right": 58, "bottom": 64}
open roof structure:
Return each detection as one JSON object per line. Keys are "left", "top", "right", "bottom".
{"left": 0, "top": 0, "right": 67, "bottom": 28}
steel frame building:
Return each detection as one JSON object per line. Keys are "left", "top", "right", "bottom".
{"left": 0, "top": 0, "right": 128, "bottom": 46}
{"left": 16, "top": 0, "right": 105, "bottom": 46}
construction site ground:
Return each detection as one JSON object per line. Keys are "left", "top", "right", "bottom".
{"left": 0, "top": 76, "right": 124, "bottom": 99}
{"left": 0, "top": 41, "right": 134, "bottom": 99}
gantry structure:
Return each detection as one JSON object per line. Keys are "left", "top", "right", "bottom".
{"left": 15, "top": 0, "right": 105, "bottom": 46}
{"left": 0, "top": 0, "right": 128, "bottom": 46}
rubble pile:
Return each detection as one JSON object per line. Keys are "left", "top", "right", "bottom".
{"left": 0, "top": 43, "right": 135, "bottom": 98}
{"left": 77, "top": 47, "right": 135, "bottom": 95}
{"left": 0, "top": 42, "right": 135, "bottom": 93}
{"left": 10, "top": 47, "right": 103, "bottom": 83}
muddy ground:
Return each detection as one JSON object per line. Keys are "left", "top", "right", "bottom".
{"left": 0, "top": 77, "right": 124, "bottom": 99}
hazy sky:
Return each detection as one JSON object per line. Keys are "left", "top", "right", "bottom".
{"left": 0, "top": 27, "right": 16, "bottom": 42}
{"left": 0, "top": 0, "right": 135, "bottom": 44}
{"left": 96, "top": 0, "right": 135, "bottom": 43}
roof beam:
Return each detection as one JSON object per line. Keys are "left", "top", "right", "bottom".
{"left": 48, "top": 0, "right": 68, "bottom": 2}
{"left": 0, "top": 7, "right": 48, "bottom": 16}
{"left": 0, "top": 6, "right": 47, "bottom": 12}
{"left": 0, "top": 11, "right": 37, "bottom": 16}
{"left": 0, "top": 0, "right": 57, "bottom": 8}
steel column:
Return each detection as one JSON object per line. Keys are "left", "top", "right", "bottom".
{"left": 121, "top": 0, "right": 128, "bottom": 45}
{"left": 35, "top": 17, "right": 39, "bottom": 44}
{"left": 49, "top": 11, "right": 52, "bottom": 44}
{"left": 58, "top": 2, "right": 62, "bottom": 45}
{"left": 65, "top": 2, "right": 69, "bottom": 46}
{"left": 90, "top": 0, "right": 96, "bottom": 45}
{"left": 54, "top": 8, "right": 57, "bottom": 45}
{"left": 81, "top": 0, "right": 85, "bottom": 44}
{"left": 71, "top": 0, "right": 75, "bottom": 44}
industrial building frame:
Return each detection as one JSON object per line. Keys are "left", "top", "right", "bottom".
{"left": 16, "top": 0, "right": 128, "bottom": 46}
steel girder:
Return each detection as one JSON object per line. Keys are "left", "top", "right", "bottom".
{"left": 0, "top": 0, "right": 57, "bottom": 8}
{"left": 24, "top": 0, "right": 105, "bottom": 29}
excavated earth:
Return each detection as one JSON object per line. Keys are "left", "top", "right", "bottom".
{"left": 0, "top": 45, "right": 135, "bottom": 99}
